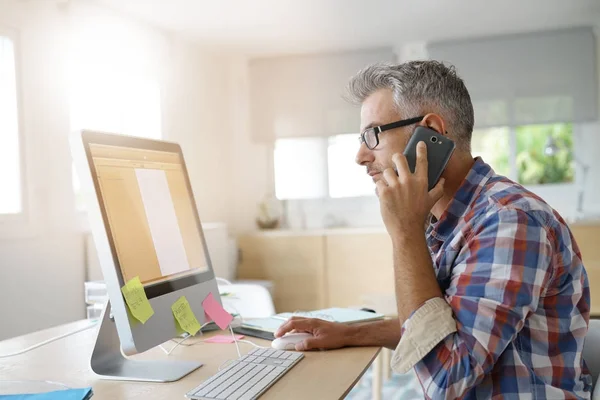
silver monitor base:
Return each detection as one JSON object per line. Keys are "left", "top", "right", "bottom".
{"left": 90, "top": 301, "right": 202, "bottom": 382}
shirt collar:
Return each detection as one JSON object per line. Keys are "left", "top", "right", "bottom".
{"left": 428, "top": 158, "right": 494, "bottom": 243}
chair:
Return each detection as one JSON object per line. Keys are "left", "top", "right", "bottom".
{"left": 583, "top": 319, "right": 600, "bottom": 399}
{"left": 217, "top": 282, "right": 276, "bottom": 319}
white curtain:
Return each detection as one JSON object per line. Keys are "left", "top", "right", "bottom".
{"left": 428, "top": 27, "right": 598, "bottom": 128}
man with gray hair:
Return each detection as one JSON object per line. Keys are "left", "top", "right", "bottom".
{"left": 275, "top": 61, "right": 591, "bottom": 399}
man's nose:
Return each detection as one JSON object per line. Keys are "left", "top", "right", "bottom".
{"left": 355, "top": 142, "right": 375, "bottom": 166}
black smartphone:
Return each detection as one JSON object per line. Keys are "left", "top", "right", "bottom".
{"left": 402, "top": 126, "right": 455, "bottom": 191}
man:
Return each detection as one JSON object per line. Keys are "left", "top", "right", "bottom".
{"left": 275, "top": 61, "right": 592, "bottom": 399}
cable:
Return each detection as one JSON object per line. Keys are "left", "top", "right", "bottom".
{"left": 0, "top": 321, "right": 97, "bottom": 359}
{"left": 159, "top": 335, "right": 192, "bottom": 355}
{"left": 236, "top": 340, "right": 268, "bottom": 349}
{"left": 161, "top": 320, "right": 267, "bottom": 366}
{"left": 229, "top": 325, "right": 242, "bottom": 359}
{"left": 225, "top": 304, "right": 244, "bottom": 328}
{"left": 216, "top": 277, "right": 232, "bottom": 285}
{"left": 160, "top": 321, "right": 212, "bottom": 355}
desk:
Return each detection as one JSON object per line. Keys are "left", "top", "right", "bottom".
{"left": 0, "top": 320, "right": 381, "bottom": 399}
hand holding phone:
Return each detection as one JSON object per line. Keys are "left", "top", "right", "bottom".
{"left": 402, "top": 126, "right": 455, "bottom": 191}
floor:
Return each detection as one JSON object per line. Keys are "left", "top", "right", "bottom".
{"left": 346, "top": 366, "right": 424, "bottom": 400}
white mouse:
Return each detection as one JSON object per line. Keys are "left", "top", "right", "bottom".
{"left": 271, "top": 332, "right": 313, "bottom": 351}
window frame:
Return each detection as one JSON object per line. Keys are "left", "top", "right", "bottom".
{"left": 0, "top": 25, "right": 31, "bottom": 232}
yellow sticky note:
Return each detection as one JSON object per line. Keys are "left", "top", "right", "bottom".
{"left": 171, "top": 296, "right": 201, "bottom": 336}
{"left": 121, "top": 276, "right": 154, "bottom": 324}
{"left": 174, "top": 318, "right": 186, "bottom": 336}
{"left": 126, "top": 306, "right": 139, "bottom": 327}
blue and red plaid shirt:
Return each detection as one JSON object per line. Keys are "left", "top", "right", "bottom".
{"left": 400, "top": 158, "right": 591, "bottom": 399}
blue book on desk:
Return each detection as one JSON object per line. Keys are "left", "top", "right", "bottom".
{"left": 0, "top": 388, "right": 93, "bottom": 400}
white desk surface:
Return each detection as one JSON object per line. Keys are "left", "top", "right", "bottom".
{"left": 0, "top": 320, "right": 381, "bottom": 399}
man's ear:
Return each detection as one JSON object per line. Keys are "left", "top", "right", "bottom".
{"left": 420, "top": 113, "right": 447, "bottom": 136}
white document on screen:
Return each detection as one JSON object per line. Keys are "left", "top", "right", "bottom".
{"left": 135, "top": 168, "right": 190, "bottom": 277}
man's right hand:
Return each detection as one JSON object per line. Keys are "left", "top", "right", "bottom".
{"left": 274, "top": 317, "right": 354, "bottom": 351}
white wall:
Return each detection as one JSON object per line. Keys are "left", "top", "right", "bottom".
{"left": 0, "top": 1, "right": 238, "bottom": 340}
{"left": 228, "top": 57, "right": 273, "bottom": 233}
{"left": 233, "top": 36, "right": 600, "bottom": 232}
{"left": 0, "top": 2, "right": 84, "bottom": 341}
{"left": 163, "top": 40, "right": 235, "bottom": 224}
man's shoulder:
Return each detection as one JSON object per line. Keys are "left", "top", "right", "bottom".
{"left": 468, "top": 175, "right": 563, "bottom": 231}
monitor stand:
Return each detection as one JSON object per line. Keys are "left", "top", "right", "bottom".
{"left": 90, "top": 301, "right": 202, "bottom": 382}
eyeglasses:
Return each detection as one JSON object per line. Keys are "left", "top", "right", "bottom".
{"left": 358, "top": 116, "right": 424, "bottom": 150}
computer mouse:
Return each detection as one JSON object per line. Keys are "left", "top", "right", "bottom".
{"left": 271, "top": 332, "right": 313, "bottom": 351}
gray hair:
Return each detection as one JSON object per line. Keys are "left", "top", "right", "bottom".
{"left": 346, "top": 60, "right": 474, "bottom": 152}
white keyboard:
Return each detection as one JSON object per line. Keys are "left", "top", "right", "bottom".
{"left": 185, "top": 348, "right": 304, "bottom": 400}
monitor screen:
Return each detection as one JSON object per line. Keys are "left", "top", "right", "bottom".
{"left": 88, "top": 142, "right": 209, "bottom": 291}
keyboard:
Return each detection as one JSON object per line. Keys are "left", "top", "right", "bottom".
{"left": 185, "top": 347, "right": 304, "bottom": 400}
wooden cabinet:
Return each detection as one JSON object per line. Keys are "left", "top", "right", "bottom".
{"left": 570, "top": 224, "right": 600, "bottom": 316}
{"left": 324, "top": 232, "right": 394, "bottom": 309}
{"left": 237, "top": 229, "right": 395, "bottom": 313}
{"left": 237, "top": 223, "right": 600, "bottom": 316}
{"left": 237, "top": 233, "right": 326, "bottom": 313}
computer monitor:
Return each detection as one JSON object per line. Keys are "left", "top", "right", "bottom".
{"left": 71, "top": 130, "right": 221, "bottom": 382}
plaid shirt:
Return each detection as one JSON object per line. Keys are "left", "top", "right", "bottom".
{"left": 391, "top": 158, "right": 591, "bottom": 399}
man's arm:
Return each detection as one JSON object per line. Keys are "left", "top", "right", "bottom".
{"left": 275, "top": 316, "right": 401, "bottom": 351}
{"left": 392, "top": 209, "right": 554, "bottom": 399}
{"left": 346, "top": 317, "right": 402, "bottom": 350}
{"left": 376, "top": 145, "right": 555, "bottom": 398}
{"left": 391, "top": 231, "right": 443, "bottom": 327}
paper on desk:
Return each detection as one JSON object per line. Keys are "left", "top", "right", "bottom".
{"left": 204, "top": 334, "right": 244, "bottom": 344}
{"left": 171, "top": 296, "right": 201, "bottom": 336}
{"left": 202, "top": 293, "right": 233, "bottom": 330}
{"left": 121, "top": 276, "right": 154, "bottom": 324}
{"left": 0, "top": 387, "right": 93, "bottom": 400}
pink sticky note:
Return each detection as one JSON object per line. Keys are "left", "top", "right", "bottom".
{"left": 202, "top": 292, "right": 233, "bottom": 330}
{"left": 205, "top": 334, "right": 245, "bottom": 344}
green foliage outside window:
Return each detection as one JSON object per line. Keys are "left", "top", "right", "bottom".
{"left": 471, "top": 123, "right": 573, "bottom": 185}
{"left": 516, "top": 123, "right": 573, "bottom": 185}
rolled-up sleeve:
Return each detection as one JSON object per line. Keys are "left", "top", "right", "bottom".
{"left": 391, "top": 297, "right": 457, "bottom": 373}
{"left": 392, "top": 209, "right": 554, "bottom": 399}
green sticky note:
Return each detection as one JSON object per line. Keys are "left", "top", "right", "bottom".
{"left": 126, "top": 306, "right": 139, "bottom": 327}
{"left": 174, "top": 317, "right": 186, "bottom": 336}
{"left": 121, "top": 276, "right": 154, "bottom": 324}
{"left": 171, "top": 296, "right": 201, "bottom": 336}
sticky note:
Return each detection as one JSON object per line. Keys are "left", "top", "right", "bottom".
{"left": 204, "top": 334, "right": 244, "bottom": 344}
{"left": 125, "top": 306, "right": 139, "bottom": 327}
{"left": 175, "top": 318, "right": 186, "bottom": 336}
{"left": 121, "top": 276, "right": 154, "bottom": 324}
{"left": 202, "top": 292, "right": 233, "bottom": 330}
{"left": 171, "top": 296, "right": 201, "bottom": 336}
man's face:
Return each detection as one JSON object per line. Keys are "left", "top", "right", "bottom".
{"left": 355, "top": 88, "right": 414, "bottom": 183}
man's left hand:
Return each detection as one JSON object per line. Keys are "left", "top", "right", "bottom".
{"left": 376, "top": 141, "right": 445, "bottom": 239}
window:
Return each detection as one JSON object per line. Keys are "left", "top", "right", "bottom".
{"left": 472, "top": 123, "right": 574, "bottom": 185}
{"left": 69, "top": 75, "right": 162, "bottom": 140}
{"left": 0, "top": 34, "right": 22, "bottom": 215}
{"left": 273, "top": 134, "right": 373, "bottom": 200}
{"left": 277, "top": 122, "right": 574, "bottom": 204}
{"left": 69, "top": 75, "right": 162, "bottom": 210}
{"left": 328, "top": 134, "right": 373, "bottom": 198}
{"left": 273, "top": 137, "right": 328, "bottom": 200}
